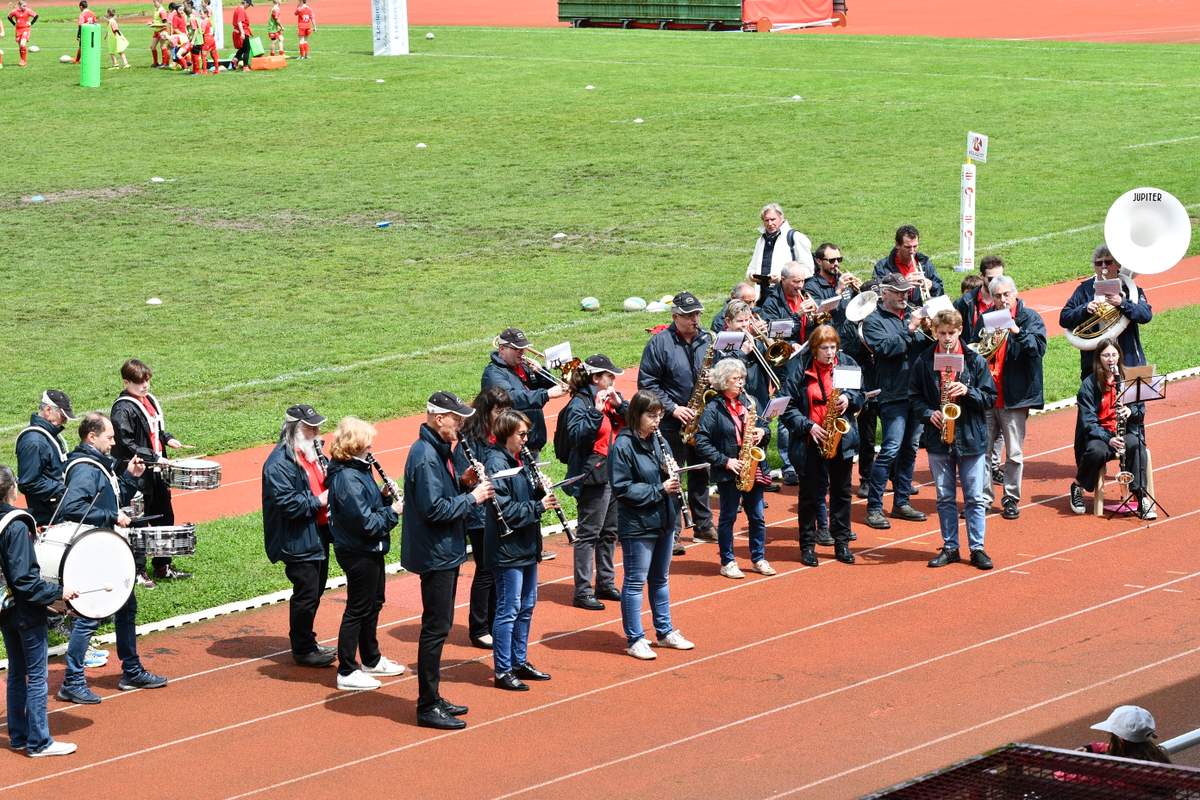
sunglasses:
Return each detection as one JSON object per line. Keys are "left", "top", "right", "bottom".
{"left": 821, "top": 256, "right": 843, "bottom": 263}
{"left": 1094, "top": 258, "right": 1116, "bottom": 267}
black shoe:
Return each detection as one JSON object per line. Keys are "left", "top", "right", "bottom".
{"left": 865, "top": 510, "right": 891, "bottom": 529}
{"left": 418, "top": 705, "right": 466, "bottom": 730}
{"left": 470, "top": 634, "right": 494, "bottom": 650}
{"left": 438, "top": 698, "right": 469, "bottom": 717}
{"left": 117, "top": 671, "right": 168, "bottom": 691}
{"left": 514, "top": 662, "right": 551, "bottom": 681}
{"left": 991, "top": 467, "right": 1005, "bottom": 485}
{"left": 783, "top": 470, "right": 799, "bottom": 486}
{"left": 573, "top": 596, "right": 605, "bottom": 611}
{"left": 856, "top": 484, "right": 870, "bottom": 499}
{"left": 494, "top": 672, "right": 529, "bottom": 692}
{"left": 970, "top": 549, "right": 993, "bottom": 570}
{"left": 816, "top": 528, "right": 834, "bottom": 546}
{"left": 56, "top": 686, "right": 101, "bottom": 705}
{"left": 800, "top": 548, "right": 818, "bottom": 567}
{"left": 763, "top": 481, "right": 781, "bottom": 493}
{"left": 153, "top": 565, "right": 192, "bottom": 580}
{"left": 1069, "top": 482, "right": 1085, "bottom": 515}
{"left": 848, "top": 529, "right": 858, "bottom": 541}
{"left": 316, "top": 644, "right": 336, "bottom": 657}
{"left": 692, "top": 527, "right": 717, "bottom": 543}
{"left": 672, "top": 542, "right": 686, "bottom": 556}
{"left": 834, "top": 543, "right": 855, "bottom": 564}
{"left": 927, "top": 548, "right": 961, "bottom": 568}
{"left": 595, "top": 586, "right": 621, "bottom": 601}
{"left": 294, "top": 650, "right": 336, "bottom": 667}
{"left": 1001, "top": 500, "right": 1020, "bottom": 520}
{"left": 891, "top": 504, "right": 927, "bottom": 522}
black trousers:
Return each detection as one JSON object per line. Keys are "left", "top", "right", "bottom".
{"left": 798, "top": 445, "right": 853, "bottom": 548}
{"left": 1076, "top": 433, "right": 1145, "bottom": 494}
{"left": 333, "top": 550, "right": 385, "bottom": 677}
{"left": 417, "top": 567, "right": 460, "bottom": 713}
{"left": 466, "top": 528, "right": 495, "bottom": 642}
{"left": 856, "top": 402, "right": 878, "bottom": 484}
{"left": 234, "top": 38, "right": 251, "bottom": 66}
{"left": 284, "top": 547, "right": 329, "bottom": 656}
{"left": 140, "top": 469, "right": 175, "bottom": 572}
{"left": 661, "top": 423, "right": 713, "bottom": 536}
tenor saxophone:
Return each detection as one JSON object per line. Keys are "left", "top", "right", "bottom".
{"left": 819, "top": 387, "right": 852, "bottom": 460}
{"left": 681, "top": 347, "right": 716, "bottom": 446}
{"left": 735, "top": 400, "right": 766, "bottom": 492}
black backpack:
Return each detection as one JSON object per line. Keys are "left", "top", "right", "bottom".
{"left": 551, "top": 402, "right": 573, "bottom": 465}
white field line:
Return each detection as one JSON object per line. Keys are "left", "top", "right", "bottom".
{"left": 1009, "top": 23, "right": 1200, "bottom": 41}
{"left": 1127, "top": 134, "right": 1200, "bottom": 149}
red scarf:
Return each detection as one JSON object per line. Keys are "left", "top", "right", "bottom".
{"left": 296, "top": 449, "right": 328, "bottom": 525}
{"left": 724, "top": 396, "right": 746, "bottom": 445}
{"left": 805, "top": 360, "right": 835, "bottom": 427}
{"left": 1098, "top": 381, "right": 1117, "bottom": 433}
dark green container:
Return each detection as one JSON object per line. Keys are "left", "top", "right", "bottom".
{"left": 559, "top": 0, "right": 742, "bottom": 28}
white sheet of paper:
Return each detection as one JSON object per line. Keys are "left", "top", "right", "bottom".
{"left": 933, "top": 352, "right": 965, "bottom": 373}
{"left": 833, "top": 365, "right": 862, "bottom": 390}
{"left": 1094, "top": 279, "right": 1122, "bottom": 297}
{"left": 543, "top": 341, "right": 572, "bottom": 368}
{"left": 982, "top": 308, "right": 1014, "bottom": 330}
{"left": 819, "top": 296, "right": 841, "bottom": 313}
{"left": 763, "top": 396, "right": 790, "bottom": 419}
{"left": 769, "top": 319, "right": 795, "bottom": 337}
{"left": 923, "top": 295, "right": 955, "bottom": 317}
{"left": 490, "top": 466, "right": 524, "bottom": 479}
{"left": 714, "top": 331, "right": 746, "bottom": 352}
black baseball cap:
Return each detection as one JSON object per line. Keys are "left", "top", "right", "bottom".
{"left": 496, "top": 327, "right": 531, "bottom": 349}
{"left": 671, "top": 291, "right": 704, "bottom": 315}
{"left": 879, "top": 272, "right": 914, "bottom": 293}
{"left": 285, "top": 404, "right": 326, "bottom": 427}
{"left": 582, "top": 354, "right": 623, "bottom": 376}
{"left": 427, "top": 391, "right": 475, "bottom": 418}
{"left": 42, "top": 390, "right": 76, "bottom": 420}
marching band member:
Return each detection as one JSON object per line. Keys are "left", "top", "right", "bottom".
{"left": 562, "top": 355, "right": 627, "bottom": 611}
{"left": 873, "top": 224, "right": 944, "bottom": 306}
{"left": 804, "top": 242, "right": 858, "bottom": 326}
{"left": 782, "top": 325, "right": 864, "bottom": 567}
{"left": 693, "top": 358, "right": 772, "bottom": 579}
{"left": 482, "top": 327, "right": 565, "bottom": 560}
{"left": 637, "top": 291, "right": 716, "bottom": 550}
{"left": 760, "top": 263, "right": 817, "bottom": 486}
{"left": 1059, "top": 244, "right": 1153, "bottom": 380}
{"left": 1070, "top": 340, "right": 1153, "bottom": 519}
{"left": 401, "top": 392, "right": 494, "bottom": 730}
{"left": 954, "top": 255, "right": 1005, "bottom": 346}
{"left": 455, "top": 387, "right": 512, "bottom": 647}
{"left": 710, "top": 282, "right": 757, "bottom": 334}
{"left": 326, "top": 416, "right": 404, "bottom": 691}
{"left": 910, "top": 310, "right": 997, "bottom": 570}
{"left": 1, "top": 465, "right": 79, "bottom": 758}
{"left": 484, "top": 410, "right": 556, "bottom": 691}
{"left": 261, "top": 404, "right": 335, "bottom": 668}
{"left": 608, "top": 391, "right": 695, "bottom": 660}
{"left": 980, "top": 276, "right": 1046, "bottom": 520}
{"left": 57, "top": 412, "right": 168, "bottom": 705}
{"left": 714, "top": 301, "right": 774, "bottom": 408}
{"left": 745, "top": 203, "right": 814, "bottom": 305}
{"left": 112, "top": 358, "right": 190, "bottom": 583}
{"left": 861, "top": 273, "right": 929, "bottom": 530}
{"left": 15, "top": 390, "right": 75, "bottom": 526}
{"left": 838, "top": 279, "right": 880, "bottom": 499}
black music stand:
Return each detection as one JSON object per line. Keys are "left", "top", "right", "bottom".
{"left": 1112, "top": 367, "right": 1169, "bottom": 519}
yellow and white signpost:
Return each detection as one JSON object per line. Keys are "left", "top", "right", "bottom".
{"left": 958, "top": 131, "right": 988, "bottom": 272}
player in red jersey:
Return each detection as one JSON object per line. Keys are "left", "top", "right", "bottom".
{"left": 7, "top": 1, "right": 39, "bottom": 67}
{"left": 231, "top": 0, "right": 253, "bottom": 71}
{"left": 74, "top": 0, "right": 96, "bottom": 63}
{"left": 199, "top": 7, "right": 219, "bottom": 72}
{"left": 294, "top": 0, "right": 313, "bottom": 59}
{"left": 169, "top": 1, "right": 190, "bottom": 69}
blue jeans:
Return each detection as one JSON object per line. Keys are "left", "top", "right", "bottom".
{"left": 868, "top": 401, "right": 920, "bottom": 513}
{"left": 776, "top": 419, "right": 793, "bottom": 472}
{"left": 620, "top": 534, "right": 674, "bottom": 646}
{"left": 492, "top": 563, "right": 538, "bottom": 675}
{"left": 928, "top": 451, "right": 988, "bottom": 552}
{"left": 715, "top": 482, "right": 766, "bottom": 565}
{"left": 1, "top": 616, "right": 53, "bottom": 753}
{"left": 64, "top": 592, "right": 143, "bottom": 691}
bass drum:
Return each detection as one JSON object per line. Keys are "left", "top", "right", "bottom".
{"left": 35, "top": 523, "right": 135, "bottom": 620}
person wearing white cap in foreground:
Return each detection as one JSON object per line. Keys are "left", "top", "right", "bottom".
{"left": 1081, "top": 705, "right": 1171, "bottom": 763}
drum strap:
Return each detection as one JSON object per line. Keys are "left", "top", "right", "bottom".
{"left": 0, "top": 509, "right": 38, "bottom": 600}
{"left": 115, "top": 394, "right": 167, "bottom": 445}
{"left": 64, "top": 457, "right": 121, "bottom": 502}
{"left": 18, "top": 426, "right": 69, "bottom": 462}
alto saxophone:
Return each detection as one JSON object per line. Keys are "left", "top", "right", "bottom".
{"left": 819, "top": 387, "right": 852, "bottom": 460}
{"left": 735, "top": 400, "right": 766, "bottom": 492}
{"left": 939, "top": 369, "right": 962, "bottom": 445}
{"left": 681, "top": 347, "right": 716, "bottom": 446}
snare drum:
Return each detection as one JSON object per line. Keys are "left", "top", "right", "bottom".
{"left": 35, "top": 523, "right": 135, "bottom": 620}
{"left": 165, "top": 458, "right": 222, "bottom": 491}
{"left": 120, "top": 491, "right": 146, "bottom": 522}
{"left": 133, "top": 524, "right": 197, "bottom": 557}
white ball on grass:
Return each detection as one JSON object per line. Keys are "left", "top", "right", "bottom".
{"left": 375, "top": 79, "right": 385, "bottom": 84}
{"left": 146, "top": 297, "right": 163, "bottom": 306}
{"left": 29, "top": 44, "right": 40, "bottom": 52}
{"left": 659, "top": 294, "right": 673, "bottom": 305}
{"left": 623, "top": 297, "right": 647, "bottom": 312}
{"left": 580, "top": 297, "right": 600, "bottom": 311}
{"left": 645, "top": 301, "right": 668, "bottom": 313}
{"left": 585, "top": 84, "right": 594, "bottom": 90}
{"left": 415, "top": 143, "right": 427, "bottom": 149}
{"left": 552, "top": 232, "right": 567, "bottom": 241}
{"left": 60, "top": 54, "right": 72, "bottom": 63}
{"left": 425, "top": 32, "right": 434, "bottom": 39}
{"left": 633, "top": 118, "right": 644, "bottom": 124}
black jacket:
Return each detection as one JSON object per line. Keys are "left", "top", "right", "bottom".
{"left": 637, "top": 323, "right": 712, "bottom": 431}
{"left": 803, "top": 272, "right": 851, "bottom": 326}
{"left": 712, "top": 343, "right": 774, "bottom": 410}
{"left": 1058, "top": 277, "right": 1152, "bottom": 379}
{"left": 607, "top": 428, "right": 676, "bottom": 539}
{"left": 0, "top": 506, "right": 62, "bottom": 631}
{"left": 562, "top": 385, "right": 627, "bottom": 498}
{"left": 990, "top": 300, "right": 1047, "bottom": 410}
{"left": 872, "top": 250, "right": 945, "bottom": 305}
{"left": 780, "top": 352, "right": 865, "bottom": 471}
{"left": 481, "top": 352, "right": 556, "bottom": 453}
{"left": 400, "top": 424, "right": 474, "bottom": 574}
{"left": 59, "top": 444, "right": 140, "bottom": 528}
{"left": 327, "top": 457, "right": 399, "bottom": 557}
{"left": 837, "top": 316, "right": 877, "bottom": 392}
{"left": 111, "top": 391, "right": 175, "bottom": 471}
{"left": 482, "top": 446, "right": 545, "bottom": 569}
{"left": 861, "top": 307, "right": 928, "bottom": 404}
{"left": 15, "top": 414, "right": 69, "bottom": 525}
{"left": 953, "top": 287, "right": 991, "bottom": 345}
{"left": 1074, "top": 374, "right": 1146, "bottom": 465}
{"left": 452, "top": 434, "right": 490, "bottom": 531}
{"left": 759, "top": 283, "right": 811, "bottom": 345}
{"left": 261, "top": 441, "right": 326, "bottom": 564}
{"left": 693, "top": 392, "right": 771, "bottom": 486}
{"left": 710, "top": 301, "right": 732, "bottom": 333}
{"left": 909, "top": 346, "right": 997, "bottom": 456}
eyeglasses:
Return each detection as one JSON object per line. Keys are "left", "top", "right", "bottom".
{"left": 821, "top": 256, "right": 843, "bottom": 263}
{"left": 516, "top": 431, "right": 529, "bottom": 439}
{"left": 1094, "top": 258, "right": 1116, "bottom": 267}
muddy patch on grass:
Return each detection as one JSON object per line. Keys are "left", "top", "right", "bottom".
{"left": 11, "top": 185, "right": 144, "bottom": 208}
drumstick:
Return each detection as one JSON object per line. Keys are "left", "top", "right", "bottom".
{"left": 78, "top": 585, "right": 114, "bottom": 595}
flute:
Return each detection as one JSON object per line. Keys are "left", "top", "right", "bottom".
{"left": 654, "top": 429, "right": 693, "bottom": 530}
{"left": 520, "top": 445, "right": 575, "bottom": 543}
{"left": 460, "top": 439, "right": 513, "bottom": 538}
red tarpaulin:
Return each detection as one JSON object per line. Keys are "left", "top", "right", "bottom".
{"left": 743, "top": 0, "right": 832, "bottom": 25}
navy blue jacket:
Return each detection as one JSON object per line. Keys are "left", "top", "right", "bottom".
{"left": 261, "top": 442, "right": 326, "bottom": 564}
{"left": 990, "top": 300, "right": 1047, "bottom": 410}
{"left": 0, "top": 506, "right": 62, "bottom": 631}
{"left": 837, "top": 315, "right": 877, "bottom": 392}
{"left": 861, "top": 307, "right": 928, "bottom": 404}
{"left": 452, "top": 434, "right": 490, "bottom": 531}
{"left": 482, "top": 445, "right": 545, "bottom": 569}
{"left": 712, "top": 344, "right": 774, "bottom": 411}
{"left": 953, "top": 287, "right": 991, "bottom": 345}
{"left": 400, "top": 424, "right": 474, "bottom": 574}
{"left": 637, "top": 324, "right": 712, "bottom": 432}
{"left": 59, "top": 444, "right": 140, "bottom": 528}
{"left": 111, "top": 391, "right": 175, "bottom": 471}
{"left": 607, "top": 428, "right": 676, "bottom": 539}
{"left": 1058, "top": 277, "right": 1152, "bottom": 379}
{"left": 693, "top": 392, "right": 771, "bottom": 486}
{"left": 15, "top": 414, "right": 69, "bottom": 525}
{"left": 481, "top": 352, "right": 556, "bottom": 453}
{"left": 781, "top": 352, "right": 865, "bottom": 471}
{"left": 710, "top": 301, "right": 732, "bottom": 334}
{"left": 327, "top": 458, "right": 399, "bottom": 557}
{"left": 1074, "top": 374, "right": 1146, "bottom": 465}
{"left": 562, "top": 385, "right": 627, "bottom": 498}
{"left": 872, "top": 250, "right": 945, "bottom": 305}
{"left": 909, "top": 346, "right": 997, "bottom": 456}
{"left": 803, "top": 272, "right": 851, "bottom": 327}
{"left": 759, "top": 283, "right": 812, "bottom": 346}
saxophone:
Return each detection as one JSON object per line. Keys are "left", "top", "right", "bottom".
{"left": 939, "top": 370, "right": 962, "bottom": 445}
{"left": 681, "top": 346, "right": 716, "bottom": 446}
{"left": 819, "top": 387, "right": 852, "bottom": 460}
{"left": 734, "top": 400, "right": 766, "bottom": 492}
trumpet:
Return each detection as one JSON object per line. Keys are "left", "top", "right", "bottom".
{"left": 802, "top": 292, "right": 833, "bottom": 326}
{"left": 493, "top": 336, "right": 571, "bottom": 391}
{"left": 833, "top": 269, "right": 862, "bottom": 301}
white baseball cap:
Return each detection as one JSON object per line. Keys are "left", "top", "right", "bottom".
{"left": 1090, "top": 705, "right": 1157, "bottom": 743}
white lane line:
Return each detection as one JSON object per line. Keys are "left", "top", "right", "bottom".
{"left": 1010, "top": 570, "right": 1031, "bottom": 575}
{"left": 1010, "top": 23, "right": 1200, "bottom": 41}
{"left": 1126, "top": 134, "right": 1200, "bottom": 149}
{"left": 1164, "top": 589, "right": 1184, "bottom": 593}
{"left": 1124, "top": 584, "right": 1146, "bottom": 589}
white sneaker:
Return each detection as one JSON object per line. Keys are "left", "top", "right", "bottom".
{"left": 541, "top": 549, "right": 557, "bottom": 561}
{"left": 84, "top": 648, "right": 109, "bottom": 669}
{"left": 362, "top": 656, "right": 406, "bottom": 677}
{"left": 1140, "top": 497, "right": 1158, "bottom": 520}
{"left": 655, "top": 630, "right": 695, "bottom": 650}
{"left": 28, "top": 741, "right": 77, "bottom": 758}
{"left": 626, "top": 638, "right": 657, "bottom": 660}
{"left": 336, "top": 670, "right": 382, "bottom": 691}
{"left": 719, "top": 561, "right": 745, "bottom": 580}
{"left": 753, "top": 559, "right": 777, "bottom": 576}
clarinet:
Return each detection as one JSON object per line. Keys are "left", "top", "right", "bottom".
{"left": 1112, "top": 365, "right": 1135, "bottom": 486}
{"left": 654, "top": 429, "right": 693, "bottom": 530}
{"left": 364, "top": 452, "right": 402, "bottom": 502}
{"left": 520, "top": 445, "right": 574, "bottom": 542}
{"left": 460, "top": 439, "right": 513, "bottom": 538}
{"left": 312, "top": 437, "right": 330, "bottom": 473}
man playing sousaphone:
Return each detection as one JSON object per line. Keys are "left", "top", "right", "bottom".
{"left": 1059, "top": 244, "right": 1152, "bottom": 380}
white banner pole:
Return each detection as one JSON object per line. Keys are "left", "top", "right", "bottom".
{"left": 212, "top": 0, "right": 224, "bottom": 52}
{"left": 373, "top": 0, "right": 409, "bottom": 56}
{"left": 958, "top": 161, "right": 976, "bottom": 273}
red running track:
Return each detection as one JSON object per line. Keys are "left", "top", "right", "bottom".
{"left": 3, "top": 377, "right": 1199, "bottom": 799}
